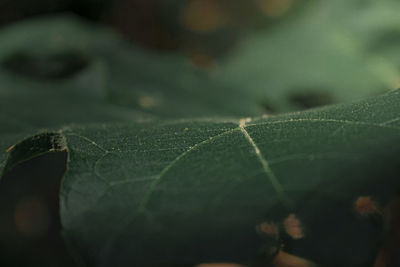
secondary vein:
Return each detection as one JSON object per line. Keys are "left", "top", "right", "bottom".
{"left": 64, "top": 132, "right": 110, "bottom": 153}
{"left": 247, "top": 118, "right": 400, "bottom": 131}
{"left": 137, "top": 126, "right": 239, "bottom": 212}
{"left": 239, "top": 123, "right": 290, "bottom": 208}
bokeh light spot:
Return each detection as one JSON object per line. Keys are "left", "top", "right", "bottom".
{"left": 181, "top": 0, "right": 228, "bottom": 33}
{"left": 14, "top": 196, "right": 51, "bottom": 237}
{"left": 257, "top": 0, "right": 293, "bottom": 17}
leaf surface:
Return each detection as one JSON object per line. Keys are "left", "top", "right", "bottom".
{"left": 1, "top": 89, "right": 400, "bottom": 266}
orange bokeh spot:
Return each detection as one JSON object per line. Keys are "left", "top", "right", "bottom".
{"left": 14, "top": 196, "right": 51, "bottom": 237}
{"left": 354, "top": 196, "right": 382, "bottom": 216}
{"left": 181, "top": 0, "right": 228, "bottom": 33}
{"left": 257, "top": 0, "right": 293, "bottom": 17}
{"left": 257, "top": 221, "right": 279, "bottom": 239}
{"left": 283, "top": 213, "right": 304, "bottom": 239}
{"left": 189, "top": 51, "right": 216, "bottom": 68}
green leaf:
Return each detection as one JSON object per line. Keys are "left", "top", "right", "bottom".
{"left": 0, "top": 16, "right": 262, "bottom": 119}
{"left": 1, "top": 89, "right": 400, "bottom": 266}
{"left": 213, "top": 0, "right": 400, "bottom": 112}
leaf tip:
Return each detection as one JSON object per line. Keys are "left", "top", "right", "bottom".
{"left": 3, "top": 132, "right": 67, "bottom": 175}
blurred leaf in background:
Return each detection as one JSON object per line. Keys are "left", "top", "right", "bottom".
{"left": 0, "top": 16, "right": 263, "bottom": 120}
{"left": 0, "top": 0, "right": 111, "bottom": 23}
{"left": 102, "top": 0, "right": 400, "bottom": 113}
{"left": 210, "top": 0, "right": 400, "bottom": 112}
{"left": 3, "top": 0, "right": 399, "bottom": 114}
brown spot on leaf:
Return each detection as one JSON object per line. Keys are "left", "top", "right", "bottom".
{"left": 257, "top": 222, "right": 279, "bottom": 239}
{"left": 283, "top": 214, "right": 304, "bottom": 239}
{"left": 354, "top": 196, "right": 382, "bottom": 216}
{"left": 273, "top": 250, "right": 317, "bottom": 267}
{"left": 195, "top": 263, "right": 245, "bottom": 267}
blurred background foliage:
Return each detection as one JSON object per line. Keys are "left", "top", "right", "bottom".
{"left": 0, "top": 0, "right": 400, "bottom": 266}
{"left": 1, "top": 0, "right": 399, "bottom": 113}
{"left": 0, "top": 0, "right": 306, "bottom": 52}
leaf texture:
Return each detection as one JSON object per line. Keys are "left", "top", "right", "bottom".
{"left": 1, "top": 89, "right": 400, "bottom": 266}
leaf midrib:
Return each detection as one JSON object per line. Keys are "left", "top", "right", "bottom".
{"left": 137, "top": 116, "right": 400, "bottom": 213}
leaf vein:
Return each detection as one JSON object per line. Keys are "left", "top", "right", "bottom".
{"left": 247, "top": 118, "right": 400, "bottom": 130}
{"left": 137, "top": 127, "right": 239, "bottom": 211}
{"left": 64, "top": 132, "right": 110, "bottom": 153}
{"left": 380, "top": 117, "right": 400, "bottom": 126}
{"left": 240, "top": 124, "right": 289, "bottom": 208}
